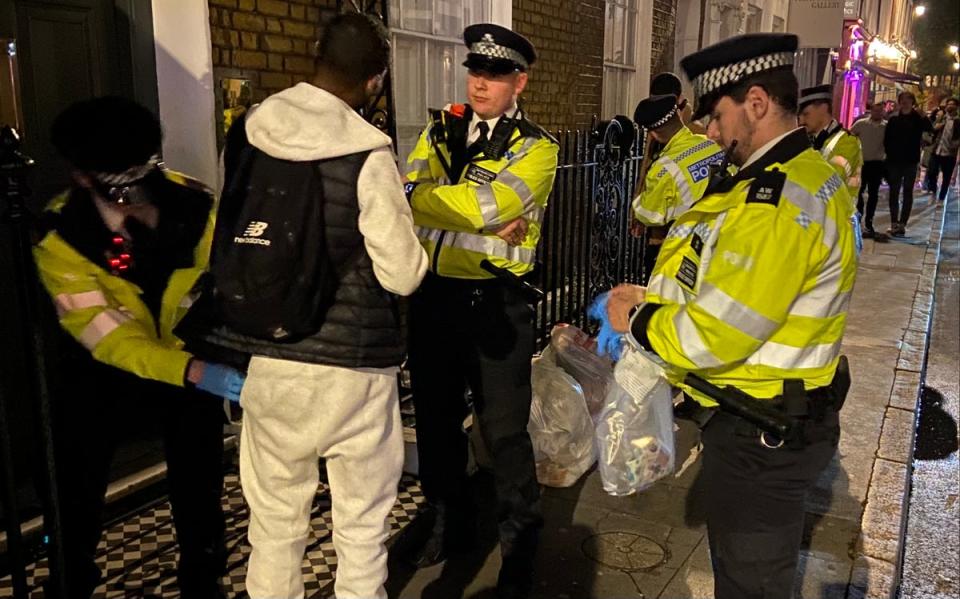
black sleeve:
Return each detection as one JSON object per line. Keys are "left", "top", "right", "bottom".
{"left": 630, "top": 302, "right": 664, "bottom": 353}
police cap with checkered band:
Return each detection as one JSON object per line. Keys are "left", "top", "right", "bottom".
{"left": 680, "top": 33, "right": 798, "bottom": 120}
{"left": 798, "top": 84, "right": 834, "bottom": 110}
{"left": 463, "top": 24, "right": 537, "bottom": 75}
{"left": 633, "top": 94, "right": 680, "bottom": 130}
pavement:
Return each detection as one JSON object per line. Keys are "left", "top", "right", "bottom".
{"left": 387, "top": 186, "right": 955, "bottom": 599}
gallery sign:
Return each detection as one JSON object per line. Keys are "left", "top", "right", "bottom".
{"left": 787, "top": 0, "right": 845, "bottom": 48}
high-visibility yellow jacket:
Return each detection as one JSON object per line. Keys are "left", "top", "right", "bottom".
{"left": 632, "top": 126, "right": 725, "bottom": 226}
{"left": 819, "top": 122, "right": 863, "bottom": 198}
{"left": 406, "top": 105, "right": 559, "bottom": 279}
{"left": 632, "top": 129, "right": 858, "bottom": 405}
{"left": 32, "top": 170, "right": 215, "bottom": 387}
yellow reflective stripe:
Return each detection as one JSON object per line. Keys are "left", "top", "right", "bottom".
{"left": 78, "top": 309, "right": 132, "bottom": 350}
{"left": 407, "top": 158, "right": 431, "bottom": 176}
{"left": 673, "top": 310, "right": 723, "bottom": 368}
{"left": 823, "top": 131, "right": 843, "bottom": 156}
{"left": 782, "top": 180, "right": 840, "bottom": 249}
{"left": 497, "top": 169, "right": 537, "bottom": 212}
{"left": 646, "top": 273, "right": 687, "bottom": 304}
{"left": 54, "top": 290, "right": 109, "bottom": 316}
{"left": 476, "top": 184, "right": 500, "bottom": 226}
{"left": 416, "top": 226, "right": 444, "bottom": 243}
{"left": 662, "top": 160, "right": 695, "bottom": 213}
{"left": 791, "top": 286, "right": 851, "bottom": 319}
{"left": 632, "top": 199, "right": 664, "bottom": 224}
{"left": 696, "top": 282, "right": 780, "bottom": 341}
{"left": 447, "top": 231, "right": 534, "bottom": 264}
{"left": 747, "top": 338, "right": 842, "bottom": 369}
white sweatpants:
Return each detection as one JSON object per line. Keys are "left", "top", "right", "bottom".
{"left": 239, "top": 356, "right": 404, "bottom": 599}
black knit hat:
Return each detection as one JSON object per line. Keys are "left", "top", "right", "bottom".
{"left": 50, "top": 96, "right": 162, "bottom": 183}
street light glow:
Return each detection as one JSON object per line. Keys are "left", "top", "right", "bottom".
{"left": 954, "top": 62, "right": 960, "bottom": 71}
{"left": 950, "top": 44, "right": 960, "bottom": 55}
{"left": 914, "top": 5, "right": 926, "bottom": 16}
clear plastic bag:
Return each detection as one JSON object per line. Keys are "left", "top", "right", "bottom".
{"left": 549, "top": 324, "right": 614, "bottom": 417}
{"left": 529, "top": 347, "right": 597, "bottom": 487}
{"left": 595, "top": 345, "right": 675, "bottom": 496}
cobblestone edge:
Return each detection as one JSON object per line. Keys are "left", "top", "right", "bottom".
{"left": 850, "top": 197, "right": 950, "bottom": 599}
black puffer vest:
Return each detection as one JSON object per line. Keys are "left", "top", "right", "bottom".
{"left": 187, "top": 150, "right": 404, "bottom": 369}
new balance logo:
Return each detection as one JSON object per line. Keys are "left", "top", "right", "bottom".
{"left": 235, "top": 221, "right": 272, "bottom": 246}
{"left": 244, "top": 221, "right": 268, "bottom": 237}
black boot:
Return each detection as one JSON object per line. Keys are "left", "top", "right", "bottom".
{"left": 496, "top": 529, "right": 538, "bottom": 599}
{"left": 397, "top": 502, "right": 477, "bottom": 568}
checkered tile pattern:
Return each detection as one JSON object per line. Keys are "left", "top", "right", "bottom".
{"left": 470, "top": 33, "right": 529, "bottom": 69}
{"left": 692, "top": 51, "right": 795, "bottom": 100}
{"left": 0, "top": 472, "right": 425, "bottom": 598}
{"left": 667, "top": 221, "right": 712, "bottom": 242}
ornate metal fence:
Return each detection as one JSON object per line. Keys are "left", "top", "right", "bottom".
{"left": 535, "top": 118, "right": 648, "bottom": 350}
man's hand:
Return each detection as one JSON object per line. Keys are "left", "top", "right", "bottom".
{"left": 494, "top": 217, "right": 528, "bottom": 246}
{"left": 629, "top": 218, "right": 646, "bottom": 238}
{"left": 607, "top": 283, "right": 646, "bottom": 333}
{"left": 188, "top": 359, "right": 246, "bottom": 403}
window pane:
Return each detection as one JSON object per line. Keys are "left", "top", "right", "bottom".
{"left": 400, "top": 0, "right": 432, "bottom": 33}
{"left": 464, "top": 0, "right": 491, "bottom": 26}
{"left": 435, "top": 0, "right": 463, "bottom": 37}
{"left": 393, "top": 36, "right": 425, "bottom": 127}
{"left": 604, "top": 2, "right": 614, "bottom": 61}
{"left": 612, "top": 4, "right": 625, "bottom": 64}
{"left": 624, "top": 3, "right": 637, "bottom": 67}
{"left": 427, "top": 41, "right": 459, "bottom": 109}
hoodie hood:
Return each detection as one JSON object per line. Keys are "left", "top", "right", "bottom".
{"left": 245, "top": 82, "right": 392, "bottom": 161}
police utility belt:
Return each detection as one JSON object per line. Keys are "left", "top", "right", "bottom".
{"left": 679, "top": 355, "right": 851, "bottom": 449}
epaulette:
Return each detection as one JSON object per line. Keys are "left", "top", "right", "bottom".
{"left": 517, "top": 118, "right": 558, "bottom": 144}
{"left": 745, "top": 169, "right": 786, "bottom": 206}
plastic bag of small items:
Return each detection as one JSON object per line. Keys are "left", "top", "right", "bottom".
{"left": 528, "top": 347, "right": 598, "bottom": 487}
{"left": 595, "top": 344, "right": 675, "bottom": 496}
{"left": 549, "top": 324, "right": 615, "bottom": 419}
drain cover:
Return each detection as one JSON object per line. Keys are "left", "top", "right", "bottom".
{"left": 581, "top": 532, "right": 669, "bottom": 572}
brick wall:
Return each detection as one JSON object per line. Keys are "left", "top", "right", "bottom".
{"left": 651, "top": 0, "right": 678, "bottom": 77}
{"left": 513, "top": 0, "right": 605, "bottom": 132}
{"left": 208, "top": 0, "right": 336, "bottom": 108}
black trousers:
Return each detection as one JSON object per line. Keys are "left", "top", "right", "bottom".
{"left": 409, "top": 274, "right": 542, "bottom": 548}
{"left": 50, "top": 354, "right": 226, "bottom": 598}
{"left": 700, "top": 410, "right": 840, "bottom": 599}
{"left": 927, "top": 154, "right": 958, "bottom": 201}
{"left": 857, "top": 160, "right": 885, "bottom": 229}
{"left": 885, "top": 161, "right": 918, "bottom": 226}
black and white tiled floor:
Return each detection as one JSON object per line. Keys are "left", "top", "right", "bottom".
{"left": 0, "top": 472, "right": 426, "bottom": 598}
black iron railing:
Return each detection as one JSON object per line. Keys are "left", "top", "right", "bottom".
{"left": 535, "top": 118, "right": 648, "bottom": 350}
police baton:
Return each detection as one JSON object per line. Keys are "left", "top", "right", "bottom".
{"left": 683, "top": 373, "right": 798, "bottom": 442}
{"left": 479, "top": 259, "right": 544, "bottom": 305}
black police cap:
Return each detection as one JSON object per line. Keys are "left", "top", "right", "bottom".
{"left": 799, "top": 84, "right": 834, "bottom": 110}
{"left": 463, "top": 23, "right": 536, "bottom": 74}
{"left": 680, "top": 33, "right": 798, "bottom": 120}
{"left": 633, "top": 94, "right": 680, "bottom": 130}
{"left": 650, "top": 72, "right": 683, "bottom": 97}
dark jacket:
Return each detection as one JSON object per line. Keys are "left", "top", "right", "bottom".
{"left": 884, "top": 109, "right": 933, "bottom": 164}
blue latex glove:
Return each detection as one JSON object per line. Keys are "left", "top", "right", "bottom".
{"left": 196, "top": 363, "right": 246, "bottom": 403}
{"left": 587, "top": 292, "right": 625, "bottom": 361}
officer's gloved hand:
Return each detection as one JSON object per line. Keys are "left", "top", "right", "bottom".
{"left": 194, "top": 361, "right": 246, "bottom": 403}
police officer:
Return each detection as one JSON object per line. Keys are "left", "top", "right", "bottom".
{"left": 650, "top": 71, "right": 707, "bottom": 135}
{"left": 605, "top": 34, "right": 856, "bottom": 599}
{"left": 799, "top": 84, "right": 864, "bottom": 197}
{"left": 632, "top": 94, "right": 725, "bottom": 277}
{"left": 403, "top": 23, "right": 558, "bottom": 598}
{"left": 34, "top": 97, "right": 243, "bottom": 598}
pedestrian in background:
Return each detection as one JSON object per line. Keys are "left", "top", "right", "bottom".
{"left": 927, "top": 97, "right": 960, "bottom": 201}
{"left": 883, "top": 91, "right": 933, "bottom": 237}
{"left": 851, "top": 102, "right": 887, "bottom": 237}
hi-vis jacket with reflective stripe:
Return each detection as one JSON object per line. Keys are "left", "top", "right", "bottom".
{"left": 33, "top": 171, "right": 215, "bottom": 387}
{"left": 406, "top": 105, "right": 559, "bottom": 279}
{"left": 819, "top": 122, "right": 863, "bottom": 197}
{"left": 632, "top": 126, "right": 725, "bottom": 226}
{"left": 633, "top": 129, "right": 858, "bottom": 405}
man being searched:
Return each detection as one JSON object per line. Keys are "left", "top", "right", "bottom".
{"left": 799, "top": 84, "right": 864, "bottom": 200}
{"left": 631, "top": 94, "right": 725, "bottom": 276}
{"left": 605, "top": 33, "right": 856, "bottom": 599}
{"left": 34, "top": 97, "right": 238, "bottom": 598}
{"left": 194, "top": 13, "right": 427, "bottom": 599}
{"left": 402, "top": 22, "right": 559, "bottom": 599}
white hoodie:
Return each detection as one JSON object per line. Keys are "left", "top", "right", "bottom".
{"left": 243, "top": 82, "right": 427, "bottom": 296}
